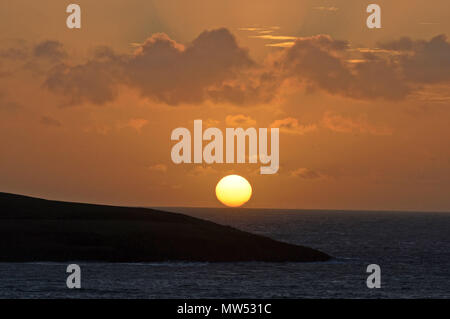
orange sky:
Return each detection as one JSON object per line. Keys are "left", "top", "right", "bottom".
{"left": 0, "top": 1, "right": 449, "bottom": 211}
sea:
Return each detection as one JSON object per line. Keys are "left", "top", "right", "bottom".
{"left": 0, "top": 208, "right": 449, "bottom": 299}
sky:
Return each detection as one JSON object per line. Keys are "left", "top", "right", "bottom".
{"left": 0, "top": 0, "right": 449, "bottom": 211}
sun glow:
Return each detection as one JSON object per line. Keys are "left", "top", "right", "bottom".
{"left": 215, "top": 175, "right": 252, "bottom": 207}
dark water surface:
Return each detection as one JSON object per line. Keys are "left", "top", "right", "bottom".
{"left": 0, "top": 209, "right": 449, "bottom": 298}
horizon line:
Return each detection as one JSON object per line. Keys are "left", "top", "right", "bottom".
{"left": 2, "top": 191, "right": 449, "bottom": 214}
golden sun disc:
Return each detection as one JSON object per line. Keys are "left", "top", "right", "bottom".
{"left": 215, "top": 175, "right": 252, "bottom": 207}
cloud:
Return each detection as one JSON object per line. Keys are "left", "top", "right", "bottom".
{"left": 251, "top": 35, "right": 298, "bottom": 41}
{"left": 270, "top": 117, "right": 317, "bottom": 135}
{"left": 322, "top": 112, "right": 392, "bottom": 136}
{"left": 0, "top": 47, "right": 28, "bottom": 60}
{"left": 33, "top": 40, "right": 67, "bottom": 63}
{"left": 378, "top": 34, "right": 450, "bottom": 84}
{"left": 148, "top": 164, "right": 168, "bottom": 173}
{"left": 313, "top": 6, "right": 339, "bottom": 12}
{"left": 266, "top": 42, "right": 296, "bottom": 48}
{"left": 6, "top": 31, "right": 446, "bottom": 106}
{"left": 127, "top": 29, "right": 255, "bottom": 105}
{"left": 409, "top": 85, "right": 450, "bottom": 104}
{"left": 239, "top": 26, "right": 280, "bottom": 32}
{"left": 245, "top": 32, "right": 448, "bottom": 101}
{"left": 0, "top": 39, "right": 28, "bottom": 60}
{"left": 119, "top": 118, "right": 149, "bottom": 132}
{"left": 188, "top": 166, "right": 219, "bottom": 176}
{"left": 0, "top": 40, "right": 67, "bottom": 77}
{"left": 207, "top": 70, "right": 280, "bottom": 105}
{"left": 0, "top": 39, "right": 67, "bottom": 63}
{"left": 290, "top": 168, "right": 324, "bottom": 179}
{"left": 279, "top": 34, "right": 410, "bottom": 100}
{"left": 349, "top": 55, "right": 411, "bottom": 100}
{"left": 44, "top": 55, "right": 122, "bottom": 106}
{"left": 44, "top": 28, "right": 255, "bottom": 106}
{"left": 241, "top": 26, "right": 299, "bottom": 48}
{"left": 225, "top": 114, "right": 256, "bottom": 127}
{"left": 40, "top": 116, "right": 62, "bottom": 127}
{"left": 204, "top": 118, "right": 220, "bottom": 127}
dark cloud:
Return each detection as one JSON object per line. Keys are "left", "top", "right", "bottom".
{"left": 45, "top": 59, "right": 121, "bottom": 106}
{"left": 0, "top": 39, "right": 28, "bottom": 60}
{"left": 349, "top": 56, "right": 410, "bottom": 100}
{"left": 207, "top": 71, "right": 279, "bottom": 105}
{"left": 0, "top": 39, "right": 67, "bottom": 62}
{"left": 378, "top": 36, "right": 415, "bottom": 51}
{"left": 11, "top": 31, "right": 447, "bottom": 106}
{"left": 33, "top": 40, "right": 67, "bottom": 63}
{"left": 0, "top": 40, "right": 69, "bottom": 78}
{"left": 279, "top": 34, "right": 409, "bottom": 100}
{"left": 282, "top": 35, "right": 353, "bottom": 94}
{"left": 44, "top": 28, "right": 255, "bottom": 106}
{"left": 125, "top": 29, "right": 253, "bottom": 104}
{"left": 379, "top": 34, "right": 450, "bottom": 84}
{"left": 0, "top": 47, "right": 28, "bottom": 60}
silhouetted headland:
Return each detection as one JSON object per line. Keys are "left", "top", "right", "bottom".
{"left": 0, "top": 193, "right": 330, "bottom": 262}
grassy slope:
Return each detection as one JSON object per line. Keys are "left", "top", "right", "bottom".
{"left": 0, "top": 193, "right": 330, "bottom": 262}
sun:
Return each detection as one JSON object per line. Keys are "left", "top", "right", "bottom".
{"left": 215, "top": 175, "right": 252, "bottom": 207}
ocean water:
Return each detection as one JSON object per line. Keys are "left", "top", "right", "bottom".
{"left": 0, "top": 209, "right": 449, "bottom": 299}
